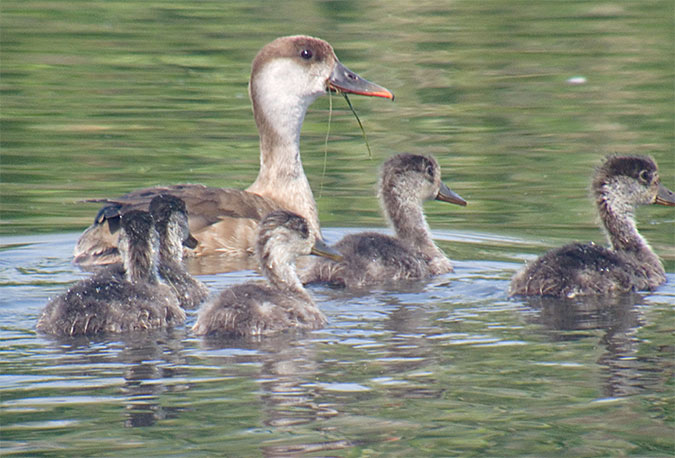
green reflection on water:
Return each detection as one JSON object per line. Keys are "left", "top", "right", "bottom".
{"left": 2, "top": 1, "right": 673, "bottom": 262}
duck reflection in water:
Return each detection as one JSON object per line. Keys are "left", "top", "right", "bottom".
{"left": 522, "top": 294, "right": 671, "bottom": 398}
{"left": 301, "top": 153, "right": 467, "bottom": 289}
{"left": 510, "top": 155, "right": 675, "bottom": 298}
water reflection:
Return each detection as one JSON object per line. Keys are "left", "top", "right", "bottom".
{"left": 41, "top": 328, "right": 190, "bottom": 428}
{"left": 523, "top": 294, "right": 653, "bottom": 398}
{"left": 197, "top": 332, "right": 353, "bottom": 456}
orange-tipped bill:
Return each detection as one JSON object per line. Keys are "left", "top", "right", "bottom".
{"left": 436, "top": 182, "right": 467, "bottom": 207}
{"left": 328, "top": 60, "right": 394, "bottom": 100}
{"left": 655, "top": 183, "right": 675, "bottom": 206}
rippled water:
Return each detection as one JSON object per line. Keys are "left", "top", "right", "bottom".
{"left": 2, "top": 0, "right": 674, "bottom": 456}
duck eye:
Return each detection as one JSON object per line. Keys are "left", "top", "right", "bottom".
{"left": 426, "top": 164, "right": 435, "bottom": 178}
{"left": 300, "top": 49, "right": 313, "bottom": 60}
{"left": 638, "top": 169, "right": 650, "bottom": 184}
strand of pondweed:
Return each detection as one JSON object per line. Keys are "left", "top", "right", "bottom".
{"left": 343, "top": 93, "right": 372, "bottom": 159}
{"left": 318, "top": 90, "right": 333, "bottom": 199}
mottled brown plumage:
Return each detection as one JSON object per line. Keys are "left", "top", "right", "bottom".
{"left": 37, "top": 211, "right": 185, "bottom": 336}
{"left": 510, "top": 155, "right": 675, "bottom": 298}
{"left": 301, "top": 153, "right": 466, "bottom": 289}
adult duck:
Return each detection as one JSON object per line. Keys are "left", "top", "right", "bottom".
{"left": 510, "top": 155, "right": 675, "bottom": 298}
{"left": 74, "top": 35, "right": 393, "bottom": 266}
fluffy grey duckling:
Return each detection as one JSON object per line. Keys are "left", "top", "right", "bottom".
{"left": 301, "top": 153, "right": 467, "bottom": 289}
{"left": 193, "top": 210, "right": 342, "bottom": 337}
{"left": 37, "top": 210, "right": 185, "bottom": 336}
{"left": 149, "top": 195, "right": 209, "bottom": 309}
{"left": 510, "top": 155, "right": 675, "bottom": 298}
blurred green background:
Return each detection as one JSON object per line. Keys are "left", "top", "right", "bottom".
{"left": 2, "top": 0, "right": 673, "bottom": 263}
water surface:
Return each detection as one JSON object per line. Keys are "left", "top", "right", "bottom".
{"left": 1, "top": 0, "right": 674, "bottom": 456}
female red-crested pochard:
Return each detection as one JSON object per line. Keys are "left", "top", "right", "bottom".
{"left": 74, "top": 35, "right": 393, "bottom": 266}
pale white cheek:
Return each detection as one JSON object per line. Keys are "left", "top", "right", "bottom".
{"left": 256, "top": 59, "right": 327, "bottom": 111}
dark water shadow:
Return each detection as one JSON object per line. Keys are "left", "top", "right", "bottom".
{"left": 39, "top": 327, "right": 190, "bottom": 428}
{"left": 520, "top": 294, "right": 669, "bottom": 398}
{"left": 197, "top": 332, "right": 353, "bottom": 456}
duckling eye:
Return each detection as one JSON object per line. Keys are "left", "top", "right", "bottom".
{"left": 638, "top": 169, "right": 651, "bottom": 184}
{"left": 300, "top": 49, "right": 313, "bottom": 60}
{"left": 425, "top": 164, "right": 435, "bottom": 178}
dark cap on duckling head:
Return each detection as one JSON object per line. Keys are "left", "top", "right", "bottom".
{"left": 382, "top": 153, "right": 467, "bottom": 206}
{"left": 149, "top": 194, "right": 199, "bottom": 249}
{"left": 593, "top": 155, "right": 675, "bottom": 207}
{"left": 120, "top": 210, "right": 154, "bottom": 241}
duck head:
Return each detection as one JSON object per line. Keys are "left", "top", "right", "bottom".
{"left": 249, "top": 36, "right": 393, "bottom": 143}
{"left": 380, "top": 153, "right": 467, "bottom": 207}
{"left": 594, "top": 155, "right": 675, "bottom": 211}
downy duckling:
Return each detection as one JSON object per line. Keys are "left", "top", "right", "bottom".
{"left": 74, "top": 35, "right": 394, "bottom": 266}
{"left": 149, "top": 194, "right": 210, "bottom": 309}
{"left": 301, "top": 153, "right": 467, "bottom": 288}
{"left": 37, "top": 211, "right": 185, "bottom": 336}
{"left": 510, "top": 155, "right": 675, "bottom": 298}
{"left": 193, "top": 211, "right": 342, "bottom": 337}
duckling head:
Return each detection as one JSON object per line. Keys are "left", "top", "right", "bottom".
{"left": 594, "top": 155, "right": 675, "bottom": 217}
{"left": 379, "top": 153, "right": 467, "bottom": 209}
{"left": 149, "top": 194, "right": 198, "bottom": 263}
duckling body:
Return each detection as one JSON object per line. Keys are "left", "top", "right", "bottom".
{"left": 37, "top": 211, "right": 185, "bottom": 336}
{"left": 149, "top": 195, "right": 209, "bottom": 309}
{"left": 510, "top": 155, "right": 675, "bottom": 298}
{"left": 193, "top": 211, "right": 341, "bottom": 337}
{"left": 74, "top": 35, "right": 393, "bottom": 266}
{"left": 302, "top": 153, "right": 466, "bottom": 288}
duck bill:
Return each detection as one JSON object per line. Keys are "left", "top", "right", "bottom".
{"left": 436, "top": 182, "right": 467, "bottom": 206}
{"left": 311, "top": 239, "right": 343, "bottom": 262}
{"left": 183, "top": 234, "right": 199, "bottom": 249}
{"left": 328, "top": 60, "right": 394, "bottom": 100}
{"left": 655, "top": 183, "right": 675, "bottom": 206}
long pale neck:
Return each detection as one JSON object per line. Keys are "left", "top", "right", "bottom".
{"left": 259, "top": 248, "right": 312, "bottom": 303}
{"left": 246, "top": 84, "right": 320, "bottom": 237}
{"left": 383, "top": 191, "right": 439, "bottom": 256}
{"left": 598, "top": 190, "right": 649, "bottom": 253}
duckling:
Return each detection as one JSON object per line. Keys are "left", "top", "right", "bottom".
{"left": 510, "top": 155, "right": 675, "bottom": 298}
{"left": 74, "top": 35, "right": 394, "bottom": 266}
{"left": 149, "top": 194, "right": 210, "bottom": 309}
{"left": 37, "top": 210, "right": 185, "bottom": 336}
{"left": 193, "top": 210, "right": 342, "bottom": 337}
{"left": 301, "top": 153, "right": 467, "bottom": 288}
